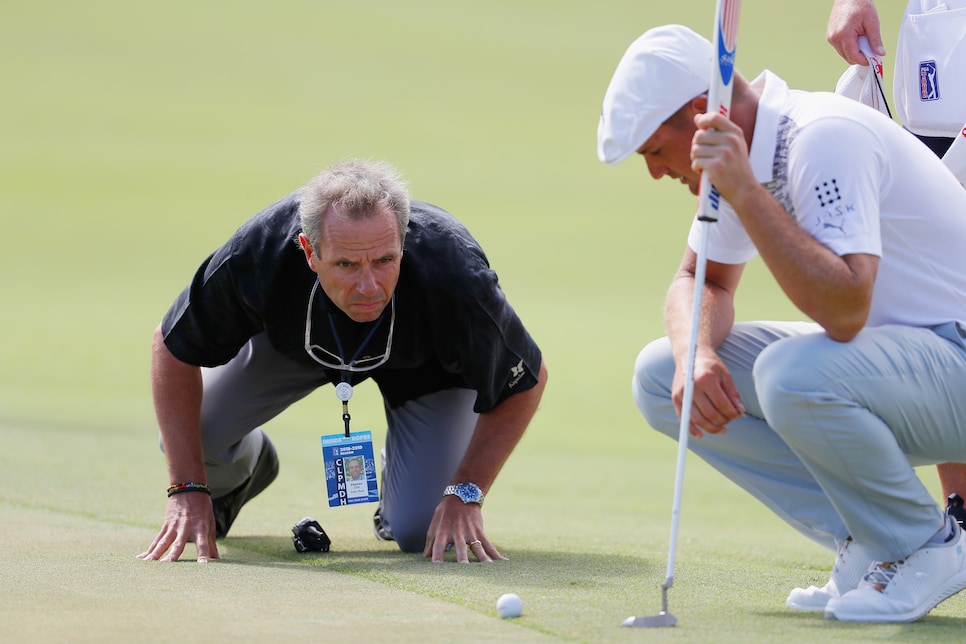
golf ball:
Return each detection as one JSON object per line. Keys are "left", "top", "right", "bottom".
{"left": 496, "top": 593, "right": 523, "bottom": 618}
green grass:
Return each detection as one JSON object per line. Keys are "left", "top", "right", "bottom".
{"left": 4, "top": 0, "right": 961, "bottom": 642}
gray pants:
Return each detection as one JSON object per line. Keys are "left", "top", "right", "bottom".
{"left": 197, "top": 332, "right": 479, "bottom": 553}
{"left": 632, "top": 321, "right": 966, "bottom": 562}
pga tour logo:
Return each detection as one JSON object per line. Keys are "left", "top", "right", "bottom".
{"left": 919, "top": 60, "right": 939, "bottom": 101}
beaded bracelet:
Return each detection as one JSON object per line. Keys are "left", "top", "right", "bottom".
{"left": 167, "top": 482, "right": 212, "bottom": 498}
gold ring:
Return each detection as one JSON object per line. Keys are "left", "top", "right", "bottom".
{"left": 468, "top": 539, "right": 482, "bottom": 547}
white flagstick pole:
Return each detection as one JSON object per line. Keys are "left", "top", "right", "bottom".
{"left": 623, "top": 0, "right": 742, "bottom": 627}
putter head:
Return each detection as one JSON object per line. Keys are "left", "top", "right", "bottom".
{"left": 621, "top": 580, "right": 678, "bottom": 627}
{"left": 621, "top": 612, "right": 677, "bottom": 628}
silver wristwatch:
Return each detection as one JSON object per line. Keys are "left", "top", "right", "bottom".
{"left": 443, "top": 482, "right": 485, "bottom": 506}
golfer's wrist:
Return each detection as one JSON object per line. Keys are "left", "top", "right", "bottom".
{"left": 166, "top": 482, "right": 212, "bottom": 497}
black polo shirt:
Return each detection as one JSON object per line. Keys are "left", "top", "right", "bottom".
{"left": 161, "top": 193, "right": 542, "bottom": 413}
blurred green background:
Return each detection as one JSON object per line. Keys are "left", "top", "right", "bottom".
{"left": 5, "top": 1, "right": 960, "bottom": 642}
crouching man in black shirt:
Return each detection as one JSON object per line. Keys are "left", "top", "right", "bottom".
{"left": 137, "top": 159, "right": 547, "bottom": 564}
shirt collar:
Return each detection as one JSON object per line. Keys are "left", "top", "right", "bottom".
{"left": 748, "top": 70, "right": 788, "bottom": 184}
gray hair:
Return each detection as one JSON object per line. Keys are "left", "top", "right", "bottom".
{"left": 298, "top": 159, "right": 411, "bottom": 253}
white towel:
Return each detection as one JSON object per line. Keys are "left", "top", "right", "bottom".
{"left": 834, "top": 44, "right": 891, "bottom": 119}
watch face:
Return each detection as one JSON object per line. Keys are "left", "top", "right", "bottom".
{"left": 456, "top": 482, "right": 482, "bottom": 503}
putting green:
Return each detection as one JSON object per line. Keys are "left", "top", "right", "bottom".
{"left": 4, "top": 0, "right": 962, "bottom": 641}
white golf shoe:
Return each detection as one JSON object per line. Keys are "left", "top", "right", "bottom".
{"left": 786, "top": 538, "right": 875, "bottom": 611}
{"left": 825, "top": 517, "right": 966, "bottom": 622}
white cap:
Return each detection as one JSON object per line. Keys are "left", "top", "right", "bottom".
{"left": 597, "top": 25, "right": 712, "bottom": 165}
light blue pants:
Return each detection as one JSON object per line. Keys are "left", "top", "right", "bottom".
{"left": 632, "top": 320, "right": 966, "bottom": 561}
{"left": 193, "top": 332, "right": 479, "bottom": 553}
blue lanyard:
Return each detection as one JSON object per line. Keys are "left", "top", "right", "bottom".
{"left": 327, "top": 307, "right": 389, "bottom": 437}
{"left": 326, "top": 308, "right": 390, "bottom": 386}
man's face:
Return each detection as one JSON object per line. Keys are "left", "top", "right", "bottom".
{"left": 347, "top": 459, "right": 362, "bottom": 480}
{"left": 635, "top": 102, "right": 703, "bottom": 195}
{"left": 300, "top": 206, "right": 403, "bottom": 323}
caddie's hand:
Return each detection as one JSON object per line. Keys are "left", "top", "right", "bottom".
{"left": 827, "top": 0, "right": 885, "bottom": 66}
{"left": 136, "top": 493, "right": 219, "bottom": 563}
{"left": 673, "top": 347, "right": 744, "bottom": 438}
{"left": 691, "top": 112, "right": 754, "bottom": 203}
{"left": 423, "top": 495, "right": 507, "bottom": 564}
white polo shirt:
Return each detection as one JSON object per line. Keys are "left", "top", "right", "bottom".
{"left": 688, "top": 70, "right": 966, "bottom": 328}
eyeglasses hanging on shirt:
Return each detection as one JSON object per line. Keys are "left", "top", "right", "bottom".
{"left": 304, "top": 281, "right": 395, "bottom": 372}
{"left": 303, "top": 280, "right": 395, "bottom": 435}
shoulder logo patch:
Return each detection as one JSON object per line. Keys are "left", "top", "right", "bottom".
{"left": 508, "top": 360, "right": 526, "bottom": 388}
{"left": 814, "top": 178, "right": 841, "bottom": 208}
